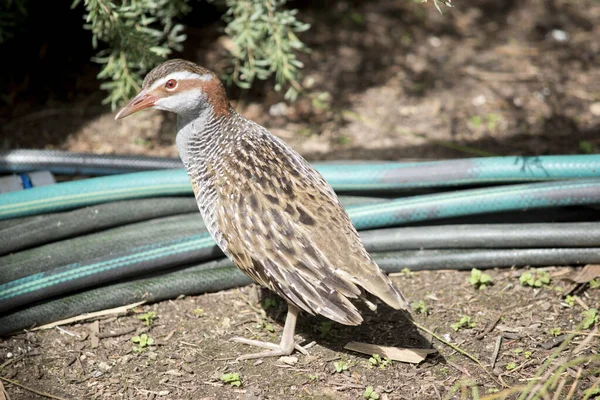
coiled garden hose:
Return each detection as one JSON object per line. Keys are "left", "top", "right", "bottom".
{"left": 3, "top": 246, "right": 600, "bottom": 335}
{"left": 3, "top": 154, "right": 600, "bottom": 220}
{"left": 2, "top": 153, "right": 600, "bottom": 335}
{"left": 4, "top": 217, "right": 600, "bottom": 314}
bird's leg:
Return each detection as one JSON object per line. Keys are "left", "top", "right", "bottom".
{"left": 231, "top": 304, "right": 307, "bottom": 360}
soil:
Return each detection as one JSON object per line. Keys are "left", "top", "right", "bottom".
{"left": 1, "top": 0, "right": 600, "bottom": 399}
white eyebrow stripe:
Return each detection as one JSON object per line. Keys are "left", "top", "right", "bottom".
{"left": 149, "top": 71, "right": 213, "bottom": 91}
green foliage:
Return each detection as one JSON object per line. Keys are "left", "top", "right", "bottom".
{"left": 137, "top": 311, "right": 157, "bottom": 326}
{"left": 549, "top": 327, "right": 562, "bottom": 337}
{"left": 519, "top": 270, "right": 551, "bottom": 288}
{"left": 451, "top": 316, "right": 476, "bottom": 332}
{"left": 363, "top": 386, "right": 380, "bottom": 399}
{"left": 333, "top": 360, "right": 352, "bottom": 373}
{"left": 468, "top": 268, "right": 493, "bottom": 290}
{"left": 319, "top": 321, "right": 336, "bottom": 338}
{"left": 400, "top": 268, "right": 415, "bottom": 277}
{"left": 262, "top": 297, "right": 278, "bottom": 310}
{"left": 257, "top": 320, "right": 275, "bottom": 332}
{"left": 411, "top": 299, "right": 429, "bottom": 315}
{"left": 131, "top": 333, "right": 154, "bottom": 352}
{"left": 368, "top": 354, "right": 391, "bottom": 369}
{"left": 0, "top": 0, "right": 28, "bottom": 44}
{"left": 505, "top": 362, "right": 516, "bottom": 370}
{"left": 583, "top": 386, "right": 600, "bottom": 399}
{"left": 220, "top": 372, "right": 242, "bottom": 387}
{"left": 72, "top": 0, "right": 191, "bottom": 109}
{"left": 589, "top": 278, "right": 600, "bottom": 289}
{"left": 192, "top": 308, "right": 205, "bottom": 317}
{"left": 581, "top": 308, "right": 598, "bottom": 329}
{"left": 223, "top": 0, "right": 309, "bottom": 101}
{"left": 564, "top": 295, "right": 575, "bottom": 307}
{"left": 579, "top": 140, "right": 596, "bottom": 154}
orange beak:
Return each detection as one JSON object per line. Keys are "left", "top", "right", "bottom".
{"left": 115, "top": 90, "right": 158, "bottom": 120}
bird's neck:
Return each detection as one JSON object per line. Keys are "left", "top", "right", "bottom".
{"left": 176, "top": 106, "right": 231, "bottom": 167}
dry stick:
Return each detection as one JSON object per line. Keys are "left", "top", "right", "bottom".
{"left": 551, "top": 378, "right": 567, "bottom": 400}
{"left": 0, "top": 376, "right": 68, "bottom": 400}
{"left": 413, "top": 322, "right": 501, "bottom": 386}
{"left": 565, "top": 367, "right": 582, "bottom": 400}
{"left": 476, "top": 315, "right": 502, "bottom": 340}
{"left": 491, "top": 336, "right": 502, "bottom": 369}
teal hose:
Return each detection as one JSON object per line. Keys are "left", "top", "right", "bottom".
{"left": 2, "top": 155, "right": 600, "bottom": 219}
{"left": 2, "top": 176, "right": 600, "bottom": 312}
{"left": 3, "top": 246, "right": 600, "bottom": 335}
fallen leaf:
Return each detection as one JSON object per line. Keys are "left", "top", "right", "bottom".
{"left": 0, "top": 380, "right": 7, "bottom": 400}
{"left": 572, "top": 264, "right": 600, "bottom": 284}
{"left": 344, "top": 342, "right": 437, "bottom": 364}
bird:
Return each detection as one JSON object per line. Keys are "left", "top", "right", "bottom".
{"left": 115, "top": 59, "right": 409, "bottom": 360}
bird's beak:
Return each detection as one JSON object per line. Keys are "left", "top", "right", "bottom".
{"left": 114, "top": 90, "right": 158, "bottom": 120}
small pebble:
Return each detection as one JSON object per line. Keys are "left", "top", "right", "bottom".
{"left": 549, "top": 29, "right": 569, "bottom": 42}
{"left": 278, "top": 356, "right": 298, "bottom": 365}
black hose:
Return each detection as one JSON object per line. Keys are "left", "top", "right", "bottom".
{"left": 2, "top": 247, "right": 600, "bottom": 336}
{"left": 0, "top": 197, "right": 199, "bottom": 256}
{"left": 0, "top": 149, "right": 183, "bottom": 175}
{"left": 360, "top": 222, "right": 600, "bottom": 250}
{"left": 5, "top": 218, "right": 600, "bottom": 314}
{"left": 0, "top": 213, "right": 208, "bottom": 283}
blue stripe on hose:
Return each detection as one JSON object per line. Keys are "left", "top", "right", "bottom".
{"left": 19, "top": 173, "right": 32, "bottom": 189}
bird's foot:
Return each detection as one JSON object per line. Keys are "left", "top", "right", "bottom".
{"left": 230, "top": 337, "right": 309, "bottom": 361}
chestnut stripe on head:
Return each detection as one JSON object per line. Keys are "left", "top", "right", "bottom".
{"left": 150, "top": 77, "right": 230, "bottom": 118}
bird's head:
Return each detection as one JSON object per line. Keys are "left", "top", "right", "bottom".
{"left": 115, "top": 59, "right": 230, "bottom": 120}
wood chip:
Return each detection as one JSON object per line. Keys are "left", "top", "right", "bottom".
{"left": 277, "top": 356, "right": 298, "bottom": 365}
{"left": 90, "top": 321, "right": 100, "bottom": 349}
{"left": 344, "top": 342, "right": 437, "bottom": 364}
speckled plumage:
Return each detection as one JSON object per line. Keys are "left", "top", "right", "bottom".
{"left": 117, "top": 59, "right": 409, "bottom": 359}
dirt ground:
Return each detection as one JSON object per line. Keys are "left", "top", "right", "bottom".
{"left": 1, "top": 0, "right": 600, "bottom": 399}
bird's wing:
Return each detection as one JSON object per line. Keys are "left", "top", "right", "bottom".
{"left": 208, "top": 130, "right": 408, "bottom": 325}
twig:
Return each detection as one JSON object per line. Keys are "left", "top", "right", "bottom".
{"left": 491, "top": 336, "right": 502, "bottom": 369}
{"left": 96, "top": 326, "right": 136, "bottom": 339}
{"left": 565, "top": 367, "right": 582, "bottom": 400}
{"left": 413, "top": 322, "right": 501, "bottom": 386}
{"left": 32, "top": 301, "right": 145, "bottom": 331}
{"left": 55, "top": 327, "right": 79, "bottom": 337}
{"left": 0, "top": 376, "right": 68, "bottom": 400}
{"left": 572, "top": 327, "right": 598, "bottom": 355}
{"left": 477, "top": 315, "right": 502, "bottom": 340}
{"left": 551, "top": 378, "right": 566, "bottom": 400}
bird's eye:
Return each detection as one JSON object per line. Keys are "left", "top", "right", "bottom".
{"left": 165, "top": 79, "right": 177, "bottom": 90}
